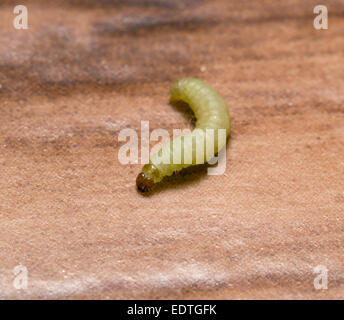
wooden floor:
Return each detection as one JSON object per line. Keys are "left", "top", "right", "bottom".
{"left": 0, "top": 0, "right": 343, "bottom": 299}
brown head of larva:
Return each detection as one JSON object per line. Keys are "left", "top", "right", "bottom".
{"left": 136, "top": 172, "right": 155, "bottom": 193}
{"left": 136, "top": 164, "right": 160, "bottom": 193}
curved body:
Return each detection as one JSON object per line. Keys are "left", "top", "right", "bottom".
{"left": 136, "top": 78, "right": 231, "bottom": 192}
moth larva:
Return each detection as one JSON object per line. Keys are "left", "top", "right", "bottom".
{"left": 136, "top": 78, "right": 231, "bottom": 192}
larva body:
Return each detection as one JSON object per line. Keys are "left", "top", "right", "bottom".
{"left": 136, "top": 78, "right": 231, "bottom": 192}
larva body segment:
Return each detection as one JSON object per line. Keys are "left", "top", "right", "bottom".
{"left": 136, "top": 78, "right": 231, "bottom": 192}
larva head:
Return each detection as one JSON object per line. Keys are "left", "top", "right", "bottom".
{"left": 136, "top": 164, "right": 160, "bottom": 193}
{"left": 136, "top": 172, "right": 154, "bottom": 193}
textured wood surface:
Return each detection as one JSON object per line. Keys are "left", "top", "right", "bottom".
{"left": 0, "top": 0, "right": 344, "bottom": 299}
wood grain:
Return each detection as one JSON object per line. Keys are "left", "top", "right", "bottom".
{"left": 0, "top": 0, "right": 343, "bottom": 299}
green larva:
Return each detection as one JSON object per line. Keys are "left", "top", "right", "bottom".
{"left": 136, "top": 78, "right": 231, "bottom": 192}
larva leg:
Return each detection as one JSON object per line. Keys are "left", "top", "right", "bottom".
{"left": 136, "top": 78, "right": 231, "bottom": 193}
